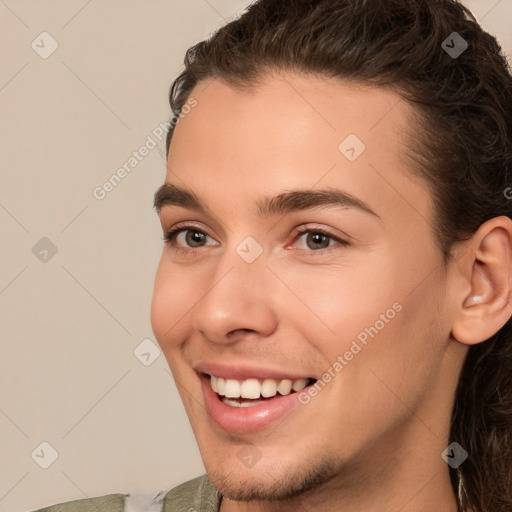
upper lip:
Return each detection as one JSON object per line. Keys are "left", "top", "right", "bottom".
{"left": 194, "top": 361, "right": 315, "bottom": 381}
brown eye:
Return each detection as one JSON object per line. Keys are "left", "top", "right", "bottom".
{"left": 304, "top": 232, "right": 332, "bottom": 250}
{"left": 184, "top": 230, "right": 207, "bottom": 247}
{"left": 163, "top": 226, "right": 218, "bottom": 251}
{"left": 294, "top": 229, "right": 347, "bottom": 251}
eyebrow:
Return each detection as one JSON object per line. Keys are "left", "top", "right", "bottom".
{"left": 153, "top": 183, "right": 380, "bottom": 219}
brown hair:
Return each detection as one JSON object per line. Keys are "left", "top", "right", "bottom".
{"left": 163, "top": 1, "right": 512, "bottom": 509}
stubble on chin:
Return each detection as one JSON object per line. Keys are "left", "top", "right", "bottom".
{"left": 207, "top": 455, "right": 344, "bottom": 504}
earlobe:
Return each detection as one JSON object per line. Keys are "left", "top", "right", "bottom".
{"left": 451, "top": 216, "right": 512, "bottom": 346}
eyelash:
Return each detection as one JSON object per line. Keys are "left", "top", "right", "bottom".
{"left": 162, "top": 224, "right": 349, "bottom": 256}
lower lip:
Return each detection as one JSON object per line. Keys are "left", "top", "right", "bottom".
{"left": 199, "top": 374, "right": 305, "bottom": 434}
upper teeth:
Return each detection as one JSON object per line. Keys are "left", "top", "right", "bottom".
{"left": 210, "top": 375, "right": 309, "bottom": 399}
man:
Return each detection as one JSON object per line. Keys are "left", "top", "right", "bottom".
{"left": 35, "top": 0, "right": 512, "bottom": 510}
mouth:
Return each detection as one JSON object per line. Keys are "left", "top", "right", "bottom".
{"left": 197, "top": 369, "right": 318, "bottom": 434}
{"left": 208, "top": 374, "right": 317, "bottom": 408}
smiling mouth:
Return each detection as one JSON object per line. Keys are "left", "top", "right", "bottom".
{"left": 207, "top": 374, "right": 317, "bottom": 408}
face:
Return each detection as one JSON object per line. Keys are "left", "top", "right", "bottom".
{"left": 151, "top": 73, "right": 458, "bottom": 501}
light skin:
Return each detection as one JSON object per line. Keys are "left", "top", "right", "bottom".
{"left": 150, "top": 72, "right": 512, "bottom": 512}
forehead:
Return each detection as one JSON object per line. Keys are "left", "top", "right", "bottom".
{"left": 170, "top": 72, "right": 413, "bottom": 153}
{"left": 165, "top": 73, "right": 432, "bottom": 231}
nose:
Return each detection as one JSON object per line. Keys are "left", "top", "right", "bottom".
{"left": 191, "top": 250, "right": 278, "bottom": 345}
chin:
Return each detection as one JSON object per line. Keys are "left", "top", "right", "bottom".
{"left": 206, "top": 454, "right": 343, "bottom": 502}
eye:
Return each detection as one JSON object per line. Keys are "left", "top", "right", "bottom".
{"left": 163, "top": 225, "right": 218, "bottom": 250}
{"left": 292, "top": 227, "right": 349, "bottom": 252}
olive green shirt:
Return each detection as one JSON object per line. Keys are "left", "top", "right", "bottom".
{"left": 32, "top": 475, "right": 221, "bottom": 512}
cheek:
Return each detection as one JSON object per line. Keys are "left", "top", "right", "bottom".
{"left": 277, "top": 260, "right": 402, "bottom": 358}
{"left": 150, "top": 259, "right": 197, "bottom": 352}
{"left": 336, "top": 265, "right": 448, "bottom": 415}
{"left": 283, "top": 247, "right": 445, "bottom": 385}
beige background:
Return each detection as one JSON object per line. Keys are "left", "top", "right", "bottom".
{"left": 0, "top": 1, "right": 510, "bottom": 511}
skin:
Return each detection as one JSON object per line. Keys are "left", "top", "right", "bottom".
{"left": 150, "top": 72, "right": 512, "bottom": 512}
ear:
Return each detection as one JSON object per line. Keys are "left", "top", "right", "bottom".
{"left": 451, "top": 216, "right": 512, "bottom": 345}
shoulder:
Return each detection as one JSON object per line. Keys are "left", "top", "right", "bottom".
{"left": 30, "top": 493, "right": 127, "bottom": 512}
{"left": 29, "top": 475, "right": 220, "bottom": 512}
{"left": 162, "top": 474, "right": 221, "bottom": 512}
